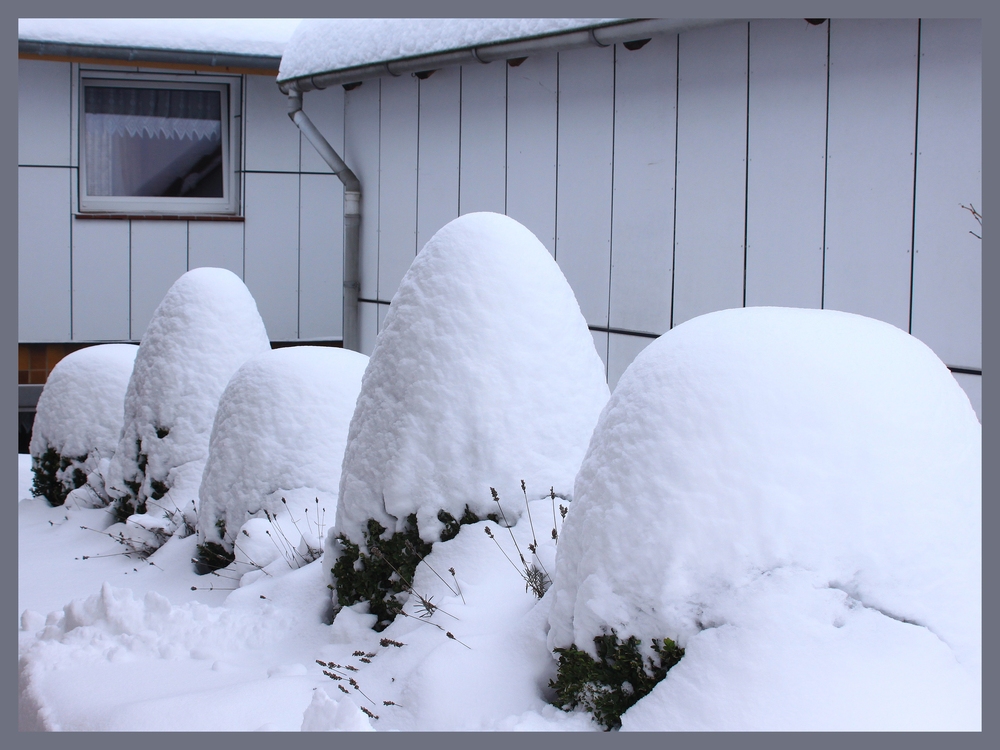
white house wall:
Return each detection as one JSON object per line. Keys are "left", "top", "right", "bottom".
{"left": 18, "top": 60, "right": 345, "bottom": 345}
{"left": 17, "top": 19, "right": 982, "bottom": 417}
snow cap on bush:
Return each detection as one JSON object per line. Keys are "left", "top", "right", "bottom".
{"left": 105, "top": 267, "right": 271, "bottom": 541}
{"left": 548, "top": 307, "right": 981, "bottom": 676}
{"left": 29, "top": 344, "right": 138, "bottom": 505}
{"left": 198, "top": 346, "right": 368, "bottom": 552}
{"left": 335, "top": 212, "right": 610, "bottom": 546}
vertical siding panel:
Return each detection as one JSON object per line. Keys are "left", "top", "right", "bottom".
{"left": 129, "top": 221, "right": 187, "bottom": 341}
{"left": 609, "top": 36, "right": 677, "bottom": 335}
{"left": 18, "top": 60, "right": 72, "bottom": 167}
{"left": 459, "top": 62, "right": 507, "bottom": 215}
{"left": 417, "top": 66, "right": 461, "bottom": 251}
{"left": 243, "top": 73, "right": 300, "bottom": 172}
{"left": 345, "top": 81, "right": 381, "bottom": 302}
{"left": 952, "top": 373, "right": 981, "bottom": 422}
{"left": 378, "top": 75, "right": 419, "bottom": 302}
{"left": 590, "top": 329, "right": 609, "bottom": 381}
{"left": 71, "top": 219, "right": 130, "bottom": 340}
{"left": 506, "top": 52, "right": 558, "bottom": 254}
{"left": 556, "top": 45, "right": 615, "bottom": 328}
{"left": 243, "top": 172, "right": 300, "bottom": 340}
{"left": 300, "top": 85, "right": 345, "bottom": 174}
{"left": 19, "top": 167, "right": 72, "bottom": 340}
{"left": 910, "top": 19, "right": 981, "bottom": 369}
{"left": 745, "top": 19, "right": 828, "bottom": 309}
{"left": 299, "top": 173, "right": 344, "bottom": 339}
{"left": 607, "top": 333, "right": 655, "bottom": 392}
{"left": 358, "top": 300, "right": 379, "bottom": 356}
{"left": 824, "top": 19, "right": 918, "bottom": 331}
{"left": 188, "top": 222, "right": 244, "bottom": 278}
{"left": 672, "top": 21, "right": 749, "bottom": 327}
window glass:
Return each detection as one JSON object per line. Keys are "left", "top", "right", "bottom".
{"left": 83, "top": 86, "right": 224, "bottom": 198}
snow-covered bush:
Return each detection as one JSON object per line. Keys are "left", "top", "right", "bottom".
{"left": 329, "top": 212, "right": 609, "bottom": 626}
{"left": 547, "top": 307, "right": 981, "bottom": 730}
{"left": 29, "top": 344, "right": 138, "bottom": 506}
{"left": 104, "top": 268, "right": 271, "bottom": 550}
{"left": 195, "top": 346, "right": 368, "bottom": 573}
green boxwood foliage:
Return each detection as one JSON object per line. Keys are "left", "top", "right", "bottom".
{"left": 550, "top": 631, "right": 685, "bottom": 730}
{"left": 331, "top": 505, "right": 494, "bottom": 631}
{"left": 31, "top": 446, "right": 87, "bottom": 507}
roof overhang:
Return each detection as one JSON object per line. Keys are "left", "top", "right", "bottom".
{"left": 277, "top": 18, "right": 732, "bottom": 94}
{"left": 18, "top": 39, "right": 281, "bottom": 75}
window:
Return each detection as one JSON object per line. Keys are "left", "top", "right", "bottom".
{"left": 78, "top": 73, "right": 240, "bottom": 215}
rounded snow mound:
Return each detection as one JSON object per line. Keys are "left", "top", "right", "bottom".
{"left": 336, "top": 212, "right": 610, "bottom": 545}
{"left": 548, "top": 307, "right": 981, "bottom": 727}
{"left": 198, "top": 346, "right": 368, "bottom": 553}
{"left": 29, "top": 344, "right": 138, "bottom": 505}
{"left": 105, "top": 268, "right": 271, "bottom": 543}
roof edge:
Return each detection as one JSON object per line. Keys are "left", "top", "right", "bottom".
{"left": 278, "top": 18, "right": 730, "bottom": 93}
{"left": 19, "top": 39, "right": 281, "bottom": 73}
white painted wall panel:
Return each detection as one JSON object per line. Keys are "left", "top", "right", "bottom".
{"left": 18, "top": 60, "right": 71, "bottom": 167}
{"left": 19, "top": 167, "right": 72, "bottom": 341}
{"left": 556, "top": 45, "right": 615, "bottom": 328}
{"left": 824, "top": 19, "right": 919, "bottom": 331}
{"left": 506, "top": 52, "right": 558, "bottom": 254}
{"left": 129, "top": 220, "right": 187, "bottom": 341}
{"left": 188, "top": 221, "right": 244, "bottom": 277}
{"left": 243, "top": 172, "right": 300, "bottom": 340}
{"left": 359, "top": 300, "right": 379, "bottom": 357}
{"left": 377, "top": 302, "right": 390, "bottom": 333}
{"left": 417, "top": 67, "right": 461, "bottom": 251}
{"left": 952, "top": 372, "right": 981, "bottom": 423}
{"left": 910, "top": 19, "right": 981, "bottom": 369}
{"left": 378, "top": 76, "right": 420, "bottom": 303}
{"left": 609, "top": 37, "right": 677, "bottom": 335}
{"left": 590, "top": 329, "right": 609, "bottom": 380}
{"left": 71, "top": 219, "right": 130, "bottom": 340}
{"left": 300, "top": 84, "right": 345, "bottom": 174}
{"left": 459, "top": 63, "right": 507, "bottom": 215}
{"left": 745, "top": 19, "right": 827, "bottom": 310}
{"left": 344, "top": 81, "right": 381, "bottom": 301}
{"left": 299, "top": 174, "right": 344, "bottom": 340}
{"left": 244, "top": 73, "right": 300, "bottom": 173}
{"left": 608, "top": 332, "right": 655, "bottom": 392}
{"left": 672, "top": 21, "right": 749, "bottom": 327}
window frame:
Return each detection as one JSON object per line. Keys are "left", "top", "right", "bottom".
{"left": 77, "top": 70, "right": 242, "bottom": 216}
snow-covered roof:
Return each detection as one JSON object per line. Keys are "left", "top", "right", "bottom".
{"left": 18, "top": 18, "right": 301, "bottom": 59}
{"left": 278, "top": 18, "right": 622, "bottom": 82}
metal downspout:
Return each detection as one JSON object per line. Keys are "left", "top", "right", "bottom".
{"left": 287, "top": 87, "right": 362, "bottom": 352}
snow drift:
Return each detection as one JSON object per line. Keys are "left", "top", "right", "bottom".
{"left": 334, "top": 212, "right": 610, "bottom": 547}
{"left": 29, "top": 344, "right": 138, "bottom": 506}
{"left": 547, "top": 306, "right": 981, "bottom": 730}
{"left": 104, "top": 267, "right": 271, "bottom": 547}
{"left": 197, "top": 346, "right": 368, "bottom": 559}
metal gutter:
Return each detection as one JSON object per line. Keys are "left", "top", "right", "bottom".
{"left": 277, "top": 18, "right": 728, "bottom": 93}
{"left": 18, "top": 39, "right": 281, "bottom": 72}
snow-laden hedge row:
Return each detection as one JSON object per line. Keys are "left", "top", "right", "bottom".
{"left": 196, "top": 346, "right": 368, "bottom": 572}
{"left": 548, "top": 307, "right": 981, "bottom": 730}
{"left": 30, "top": 344, "right": 138, "bottom": 506}
{"left": 104, "top": 267, "right": 271, "bottom": 549}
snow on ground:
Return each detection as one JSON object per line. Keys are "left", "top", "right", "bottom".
{"left": 547, "top": 307, "right": 981, "bottom": 730}
{"left": 19, "top": 18, "right": 301, "bottom": 57}
{"left": 197, "top": 346, "right": 368, "bottom": 561}
{"left": 105, "top": 268, "right": 271, "bottom": 550}
{"left": 19, "top": 456, "right": 596, "bottom": 731}
{"left": 335, "top": 212, "right": 609, "bottom": 547}
{"left": 29, "top": 344, "right": 137, "bottom": 506}
{"left": 278, "top": 18, "right": 620, "bottom": 81}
